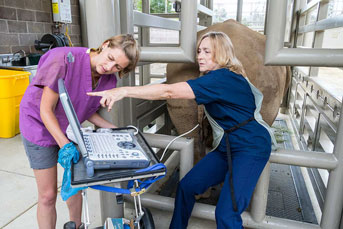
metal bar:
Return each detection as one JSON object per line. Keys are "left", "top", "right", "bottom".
{"left": 270, "top": 148, "right": 338, "bottom": 170}
{"left": 83, "top": 0, "right": 120, "bottom": 48}
{"left": 133, "top": 11, "right": 181, "bottom": 30}
{"left": 124, "top": 193, "right": 320, "bottom": 228}
{"left": 299, "top": 15, "right": 343, "bottom": 34}
{"left": 265, "top": 0, "right": 343, "bottom": 67}
{"left": 143, "top": 133, "right": 194, "bottom": 179}
{"left": 99, "top": 183, "right": 124, "bottom": 223}
{"left": 242, "top": 212, "right": 320, "bottom": 229}
{"left": 312, "top": 113, "right": 322, "bottom": 151}
{"left": 321, "top": 104, "right": 343, "bottom": 229}
{"left": 300, "top": 0, "right": 322, "bottom": 14}
{"left": 197, "top": 25, "right": 207, "bottom": 31}
{"left": 137, "top": 0, "right": 197, "bottom": 63}
{"left": 236, "top": 0, "right": 243, "bottom": 22}
{"left": 298, "top": 80, "right": 338, "bottom": 133}
{"left": 140, "top": 46, "right": 194, "bottom": 62}
{"left": 119, "top": 0, "right": 134, "bottom": 34}
{"left": 265, "top": 47, "right": 343, "bottom": 67}
{"left": 299, "top": 93, "right": 308, "bottom": 135}
{"left": 309, "top": 1, "right": 329, "bottom": 76}
{"left": 197, "top": 3, "right": 213, "bottom": 17}
{"left": 179, "top": 0, "right": 197, "bottom": 63}
{"left": 136, "top": 102, "right": 167, "bottom": 130}
{"left": 151, "top": 13, "right": 180, "bottom": 18}
{"left": 250, "top": 162, "right": 270, "bottom": 222}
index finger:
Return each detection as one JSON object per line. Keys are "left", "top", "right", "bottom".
{"left": 87, "top": 91, "right": 105, "bottom": 97}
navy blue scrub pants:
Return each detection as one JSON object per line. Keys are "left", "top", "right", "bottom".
{"left": 169, "top": 150, "right": 270, "bottom": 229}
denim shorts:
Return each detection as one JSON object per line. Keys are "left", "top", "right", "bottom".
{"left": 21, "top": 136, "right": 59, "bottom": 170}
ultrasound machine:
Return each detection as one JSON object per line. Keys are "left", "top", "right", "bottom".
{"left": 58, "top": 78, "right": 165, "bottom": 184}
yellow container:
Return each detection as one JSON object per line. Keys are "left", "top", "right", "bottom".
{"left": 0, "top": 69, "right": 30, "bottom": 138}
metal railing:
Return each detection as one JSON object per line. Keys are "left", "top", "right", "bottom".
{"left": 81, "top": 0, "right": 343, "bottom": 228}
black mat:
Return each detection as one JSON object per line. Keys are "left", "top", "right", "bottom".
{"left": 268, "top": 119, "right": 317, "bottom": 224}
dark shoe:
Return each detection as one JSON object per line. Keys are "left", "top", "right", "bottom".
{"left": 63, "top": 221, "right": 76, "bottom": 229}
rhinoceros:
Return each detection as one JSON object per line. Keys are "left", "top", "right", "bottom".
{"left": 166, "top": 19, "right": 291, "bottom": 163}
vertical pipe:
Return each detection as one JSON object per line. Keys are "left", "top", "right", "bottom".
{"left": 312, "top": 113, "right": 321, "bottom": 151}
{"left": 179, "top": 137, "right": 194, "bottom": 179}
{"left": 321, "top": 103, "right": 343, "bottom": 229}
{"left": 250, "top": 162, "right": 270, "bottom": 222}
{"left": 141, "top": 0, "right": 151, "bottom": 86}
{"left": 99, "top": 184, "right": 124, "bottom": 222}
{"left": 142, "top": 133, "right": 194, "bottom": 179}
{"left": 299, "top": 93, "right": 308, "bottom": 135}
{"left": 84, "top": 0, "right": 119, "bottom": 48}
{"left": 118, "top": 0, "right": 136, "bottom": 126}
{"left": 207, "top": 0, "right": 213, "bottom": 26}
{"left": 264, "top": 0, "right": 287, "bottom": 63}
{"left": 236, "top": 0, "right": 243, "bottom": 23}
{"left": 78, "top": 0, "right": 88, "bottom": 47}
{"left": 180, "top": 0, "right": 197, "bottom": 62}
{"left": 263, "top": 0, "right": 269, "bottom": 35}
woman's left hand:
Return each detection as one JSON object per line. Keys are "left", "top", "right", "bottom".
{"left": 87, "top": 88, "right": 126, "bottom": 111}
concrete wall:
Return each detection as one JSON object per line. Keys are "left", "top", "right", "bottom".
{"left": 0, "top": 0, "right": 82, "bottom": 54}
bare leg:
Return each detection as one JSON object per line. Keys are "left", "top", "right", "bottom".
{"left": 66, "top": 191, "right": 82, "bottom": 227}
{"left": 34, "top": 166, "right": 58, "bottom": 229}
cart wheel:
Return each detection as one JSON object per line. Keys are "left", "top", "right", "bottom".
{"left": 139, "top": 207, "right": 155, "bottom": 229}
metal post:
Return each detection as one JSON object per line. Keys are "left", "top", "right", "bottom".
{"left": 99, "top": 183, "right": 124, "bottom": 223}
{"left": 141, "top": 0, "right": 151, "bottom": 86}
{"left": 250, "top": 162, "right": 270, "bottom": 222}
{"left": 321, "top": 103, "right": 343, "bottom": 228}
{"left": 309, "top": 1, "right": 329, "bottom": 76}
{"left": 99, "top": 133, "right": 193, "bottom": 221}
{"left": 179, "top": 0, "right": 197, "bottom": 63}
{"left": 139, "top": 0, "right": 197, "bottom": 62}
{"left": 265, "top": 0, "right": 343, "bottom": 66}
{"left": 143, "top": 133, "right": 194, "bottom": 179}
{"left": 124, "top": 193, "right": 320, "bottom": 229}
{"left": 83, "top": 0, "right": 120, "bottom": 48}
{"left": 236, "top": 0, "right": 243, "bottom": 23}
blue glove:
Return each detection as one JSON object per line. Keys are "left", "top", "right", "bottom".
{"left": 58, "top": 142, "right": 86, "bottom": 201}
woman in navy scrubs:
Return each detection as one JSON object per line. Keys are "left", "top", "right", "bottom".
{"left": 88, "top": 31, "right": 273, "bottom": 229}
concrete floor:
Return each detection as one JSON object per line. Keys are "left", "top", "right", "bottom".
{"left": 0, "top": 134, "right": 104, "bottom": 229}
{"left": 0, "top": 113, "right": 318, "bottom": 229}
{"left": 0, "top": 134, "right": 216, "bottom": 229}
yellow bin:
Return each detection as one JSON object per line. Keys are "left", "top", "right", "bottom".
{"left": 0, "top": 69, "right": 30, "bottom": 138}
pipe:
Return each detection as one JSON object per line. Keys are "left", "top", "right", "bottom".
{"left": 271, "top": 148, "right": 338, "bottom": 170}
{"left": 322, "top": 103, "right": 343, "bottom": 229}
{"left": 143, "top": 133, "right": 194, "bottom": 179}
{"left": 124, "top": 193, "right": 321, "bottom": 229}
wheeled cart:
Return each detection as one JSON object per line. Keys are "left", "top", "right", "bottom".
{"left": 70, "top": 129, "right": 166, "bottom": 229}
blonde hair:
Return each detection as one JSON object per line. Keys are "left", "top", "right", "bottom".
{"left": 92, "top": 34, "right": 140, "bottom": 78}
{"left": 197, "top": 31, "right": 246, "bottom": 77}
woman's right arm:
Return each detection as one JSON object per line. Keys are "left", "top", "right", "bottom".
{"left": 40, "top": 86, "right": 70, "bottom": 148}
{"left": 88, "top": 82, "right": 195, "bottom": 111}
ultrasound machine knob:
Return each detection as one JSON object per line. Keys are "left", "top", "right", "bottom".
{"left": 85, "top": 160, "right": 94, "bottom": 177}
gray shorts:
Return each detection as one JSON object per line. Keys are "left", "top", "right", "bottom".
{"left": 21, "top": 136, "right": 59, "bottom": 170}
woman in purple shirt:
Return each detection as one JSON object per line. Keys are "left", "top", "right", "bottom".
{"left": 19, "top": 34, "right": 139, "bottom": 228}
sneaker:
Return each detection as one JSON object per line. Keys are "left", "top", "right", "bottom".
{"left": 63, "top": 221, "right": 76, "bottom": 229}
{"left": 63, "top": 221, "right": 84, "bottom": 229}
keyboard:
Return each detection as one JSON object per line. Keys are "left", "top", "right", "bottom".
{"left": 83, "top": 133, "right": 149, "bottom": 162}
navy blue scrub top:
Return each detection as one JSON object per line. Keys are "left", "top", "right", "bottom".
{"left": 187, "top": 68, "right": 271, "bottom": 158}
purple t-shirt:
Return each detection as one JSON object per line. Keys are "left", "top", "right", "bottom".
{"left": 19, "top": 47, "right": 117, "bottom": 147}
